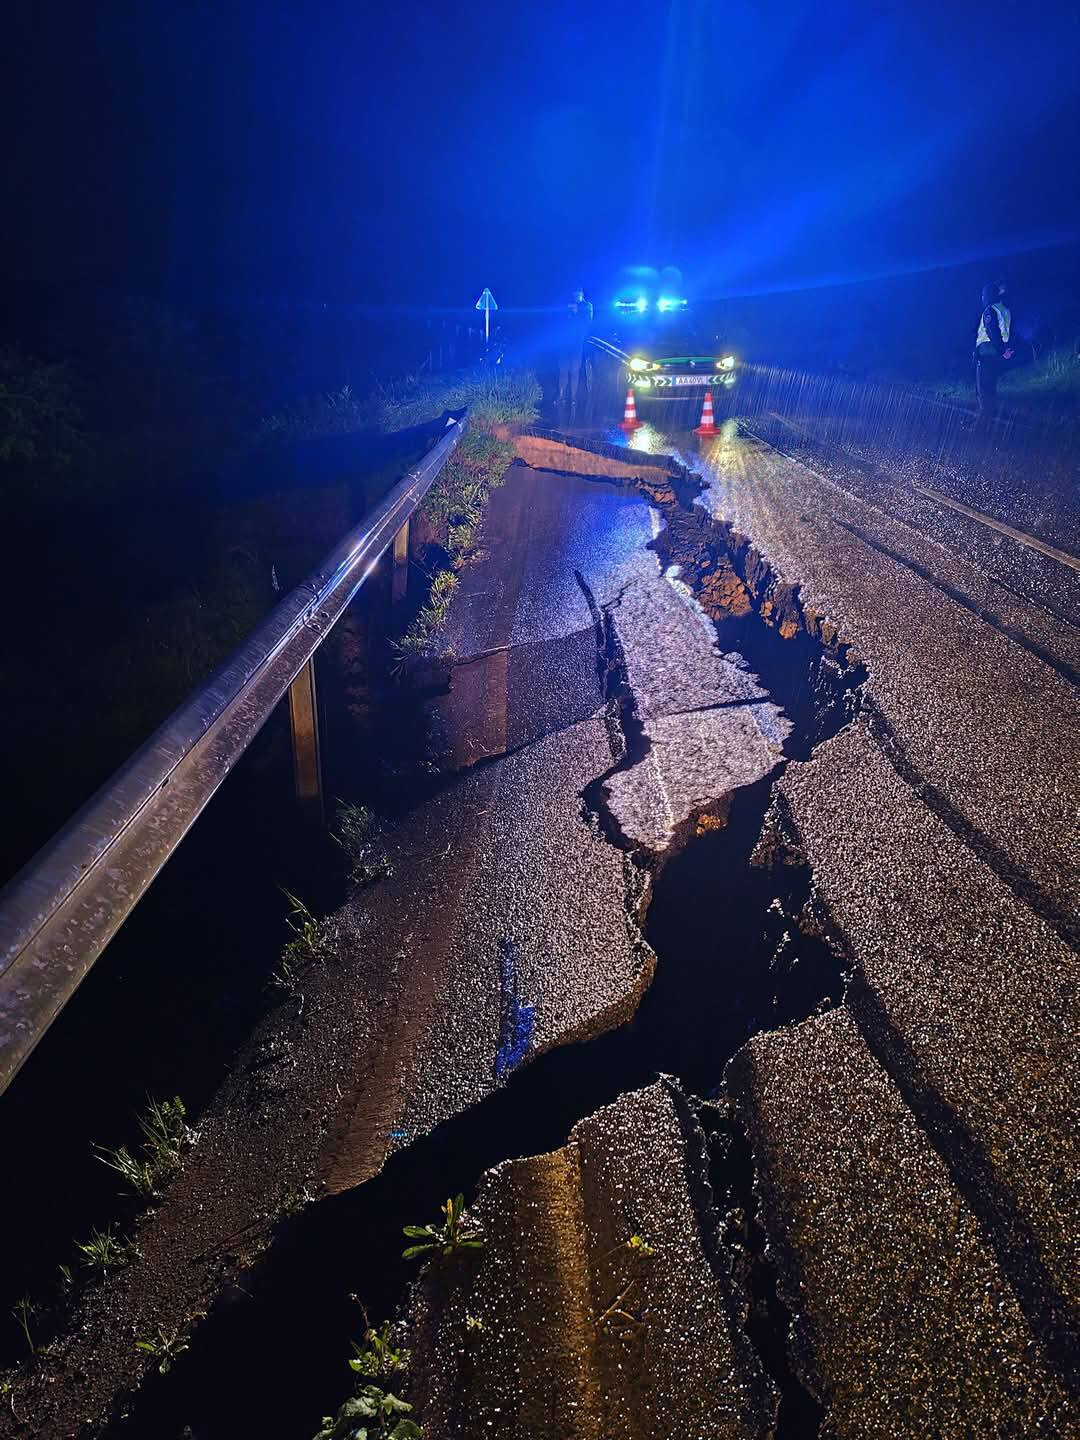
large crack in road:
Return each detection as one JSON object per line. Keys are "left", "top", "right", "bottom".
{"left": 15, "top": 425, "right": 1073, "bottom": 1439}
{"left": 102, "top": 448, "right": 862, "bottom": 1439}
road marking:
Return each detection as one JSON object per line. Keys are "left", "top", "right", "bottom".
{"left": 912, "top": 484, "right": 1080, "bottom": 573}
{"left": 760, "top": 409, "right": 1079, "bottom": 574}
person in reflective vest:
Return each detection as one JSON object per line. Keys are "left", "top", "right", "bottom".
{"left": 974, "top": 281, "right": 1013, "bottom": 430}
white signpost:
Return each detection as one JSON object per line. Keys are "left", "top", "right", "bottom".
{"left": 475, "top": 286, "right": 498, "bottom": 346}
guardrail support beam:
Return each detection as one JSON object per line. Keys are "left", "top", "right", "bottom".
{"left": 392, "top": 518, "right": 410, "bottom": 603}
{"left": 288, "top": 657, "right": 323, "bottom": 824}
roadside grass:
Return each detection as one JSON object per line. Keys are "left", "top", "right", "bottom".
{"left": 258, "top": 369, "right": 540, "bottom": 443}
{"left": 394, "top": 421, "right": 525, "bottom": 663}
{"left": 913, "top": 342, "right": 1080, "bottom": 415}
{"left": 374, "top": 368, "right": 540, "bottom": 433}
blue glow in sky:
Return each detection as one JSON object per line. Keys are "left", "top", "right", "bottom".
{"left": 2, "top": 0, "right": 1079, "bottom": 316}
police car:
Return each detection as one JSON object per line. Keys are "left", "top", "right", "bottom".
{"left": 592, "top": 269, "right": 738, "bottom": 405}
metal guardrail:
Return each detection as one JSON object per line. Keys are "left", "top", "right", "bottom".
{"left": 0, "top": 411, "right": 468, "bottom": 1094}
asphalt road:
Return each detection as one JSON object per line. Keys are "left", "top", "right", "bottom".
{"left": 601, "top": 406, "right": 1080, "bottom": 1436}
{"left": 14, "top": 402, "right": 1076, "bottom": 1438}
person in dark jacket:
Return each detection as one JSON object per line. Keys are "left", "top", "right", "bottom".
{"left": 974, "top": 280, "right": 1013, "bottom": 430}
{"left": 557, "top": 287, "right": 594, "bottom": 413}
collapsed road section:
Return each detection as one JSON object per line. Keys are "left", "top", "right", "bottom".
{"left": 6, "top": 423, "right": 1075, "bottom": 1439}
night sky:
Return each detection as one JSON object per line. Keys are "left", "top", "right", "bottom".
{"left": 4, "top": 0, "right": 1079, "bottom": 329}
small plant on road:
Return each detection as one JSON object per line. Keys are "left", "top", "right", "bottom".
{"left": 75, "top": 1224, "right": 128, "bottom": 1274}
{"left": 332, "top": 802, "right": 391, "bottom": 889}
{"left": 313, "top": 1387, "right": 421, "bottom": 1440}
{"left": 282, "top": 888, "right": 319, "bottom": 954}
{"left": 402, "top": 1193, "right": 484, "bottom": 1263}
{"left": 395, "top": 569, "right": 459, "bottom": 660}
{"left": 314, "top": 1306, "right": 420, "bottom": 1440}
{"left": 95, "top": 1095, "right": 192, "bottom": 1197}
{"left": 11, "top": 1296, "right": 38, "bottom": 1355}
{"left": 595, "top": 1234, "right": 656, "bottom": 1337}
{"left": 272, "top": 889, "right": 322, "bottom": 994}
{"left": 134, "top": 1327, "right": 189, "bottom": 1374}
{"left": 349, "top": 1318, "right": 409, "bottom": 1382}
{"left": 96, "top": 1142, "right": 155, "bottom": 1196}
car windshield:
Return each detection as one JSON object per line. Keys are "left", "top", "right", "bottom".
{"left": 624, "top": 326, "right": 709, "bottom": 356}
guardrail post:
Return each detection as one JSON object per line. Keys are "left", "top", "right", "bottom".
{"left": 288, "top": 657, "right": 323, "bottom": 823}
{"left": 392, "top": 518, "right": 410, "bottom": 603}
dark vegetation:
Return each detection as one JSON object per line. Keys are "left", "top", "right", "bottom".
{"left": 0, "top": 298, "right": 534, "bottom": 1406}
{"left": 0, "top": 306, "right": 507, "bottom": 889}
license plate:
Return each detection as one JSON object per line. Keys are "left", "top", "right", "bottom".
{"left": 672, "top": 374, "right": 710, "bottom": 385}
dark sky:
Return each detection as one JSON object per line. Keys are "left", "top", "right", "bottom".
{"left": 4, "top": 0, "right": 1079, "bottom": 325}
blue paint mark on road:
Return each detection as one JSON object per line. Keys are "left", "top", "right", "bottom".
{"left": 494, "top": 937, "right": 535, "bottom": 1079}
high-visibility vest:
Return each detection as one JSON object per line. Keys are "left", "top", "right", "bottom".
{"left": 976, "top": 302, "right": 1011, "bottom": 348}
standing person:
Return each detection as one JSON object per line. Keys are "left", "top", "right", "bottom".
{"left": 557, "top": 287, "right": 594, "bottom": 415}
{"left": 974, "top": 280, "right": 1013, "bottom": 431}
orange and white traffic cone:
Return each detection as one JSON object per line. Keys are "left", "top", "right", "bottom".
{"left": 694, "top": 390, "right": 718, "bottom": 436}
{"left": 620, "top": 386, "right": 643, "bottom": 431}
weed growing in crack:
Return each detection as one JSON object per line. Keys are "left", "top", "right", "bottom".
{"left": 313, "top": 1388, "right": 421, "bottom": 1440}
{"left": 134, "top": 1327, "right": 189, "bottom": 1375}
{"left": 313, "top": 1302, "right": 420, "bottom": 1440}
{"left": 95, "top": 1095, "right": 192, "bottom": 1197}
{"left": 348, "top": 1317, "right": 410, "bottom": 1383}
{"left": 331, "top": 802, "right": 392, "bottom": 889}
{"left": 402, "top": 1194, "right": 484, "bottom": 1264}
{"left": 11, "top": 1296, "right": 38, "bottom": 1355}
{"left": 270, "top": 950, "right": 301, "bottom": 995}
{"left": 282, "top": 888, "right": 319, "bottom": 952}
{"left": 595, "top": 1234, "right": 656, "bottom": 1338}
{"left": 271, "top": 889, "right": 324, "bottom": 998}
{"left": 96, "top": 1144, "right": 155, "bottom": 1197}
{"left": 74, "top": 1224, "right": 128, "bottom": 1275}
{"left": 395, "top": 569, "right": 460, "bottom": 661}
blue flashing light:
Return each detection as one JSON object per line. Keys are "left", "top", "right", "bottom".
{"left": 635, "top": 296, "right": 648, "bottom": 312}
{"left": 657, "top": 296, "right": 688, "bottom": 313}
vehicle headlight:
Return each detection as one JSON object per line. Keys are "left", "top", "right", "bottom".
{"left": 629, "top": 357, "right": 658, "bottom": 372}
{"left": 718, "top": 355, "right": 736, "bottom": 370}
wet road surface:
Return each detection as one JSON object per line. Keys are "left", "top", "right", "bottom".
{"left": 603, "top": 410, "right": 1080, "bottom": 1435}
{"left": 11, "top": 403, "right": 1077, "bottom": 1438}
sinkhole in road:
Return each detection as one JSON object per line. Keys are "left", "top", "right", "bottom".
{"left": 108, "top": 478, "right": 867, "bottom": 1440}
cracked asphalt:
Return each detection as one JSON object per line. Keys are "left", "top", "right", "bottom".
{"left": 409, "top": 1079, "right": 776, "bottom": 1440}
{"left": 613, "top": 409, "right": 1080, "bottom": 1436}
{"left": 328, "top": 459, "right": 788, "bottom": 1175}
{"left": 15, "top": 410, "right": 1076, "bottom": 1438}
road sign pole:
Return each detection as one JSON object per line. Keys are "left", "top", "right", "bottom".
{"left": 475, "top": 287, "right": 498, "bottom": 353}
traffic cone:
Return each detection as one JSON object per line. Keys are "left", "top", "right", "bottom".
{"left": 620, "top": 386, "right": 643, "bottom": 431}
{"left": 694, "top": 390, "right": 718, "bottom": 435}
